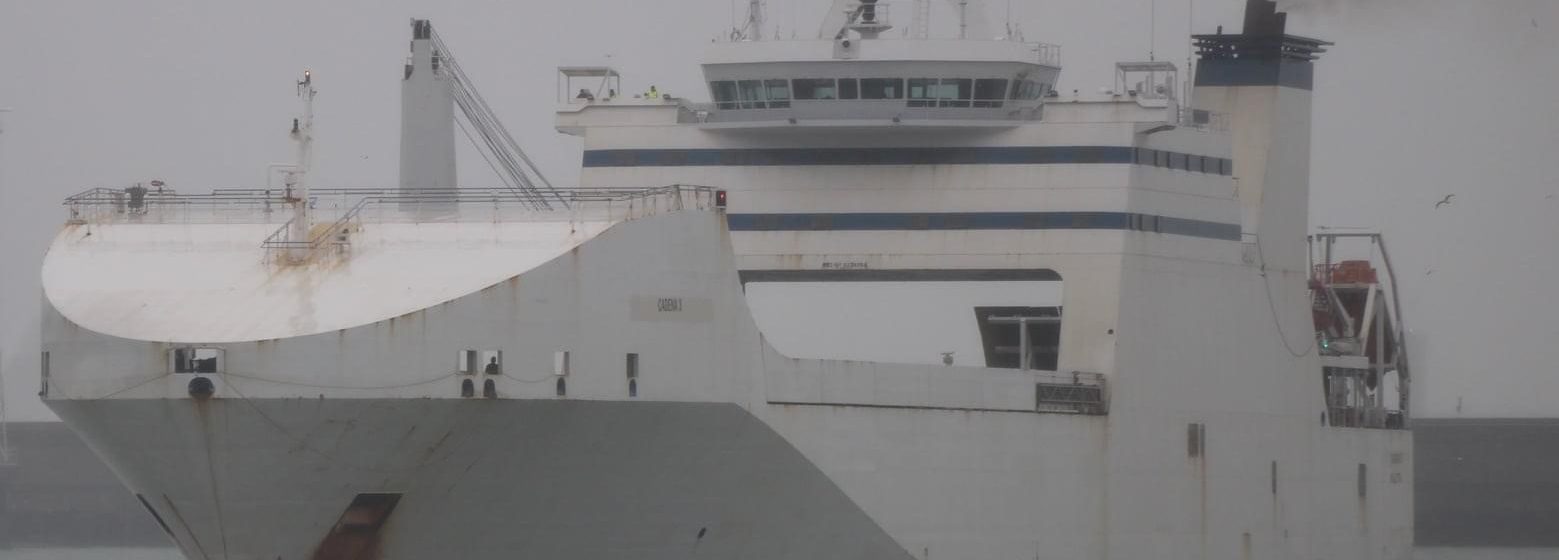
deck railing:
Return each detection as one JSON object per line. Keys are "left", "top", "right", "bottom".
{"left": 63, "top": 185, "right": 723, "bottom": 263}
{"left": 64, "top": 185, "right": 721, "bottom": 227}
{"left": 1035, "top": 370, "right": 1108, "bottom": 415}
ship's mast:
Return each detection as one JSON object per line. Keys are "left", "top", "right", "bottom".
{"left": 957, "top": 0, "right": 970, "bottom": 39}
{"left": 748, "top": 0, "right": 765, "bottom": 40}
{"left": 284, "top": 71, "right": 316, "bottom": 264}
{"left": 911, "top": 0, "right": 931, "bottom": 39}
{"left": 734, "top": 0, "right": 766, "bottom": 40}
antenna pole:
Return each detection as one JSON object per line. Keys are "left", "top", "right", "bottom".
{"left": 958, "top": 0, "right": 969, "bottom": 39}
{"left": 1185, "top": 0, "right": 1195, "bottom": 112}
{"left": 742, "top": 0, "right": 765, "bottom": 40}
{"left": 1006, "top": 0, "right": 1014, "bottom": 37}
{"left": 912, "top": 0, "right": 931, "bottom": 39}
{"left": 1150, "top": 0, "right": 1157, "bottom": 60}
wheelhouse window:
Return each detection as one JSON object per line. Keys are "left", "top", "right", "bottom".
{"left": 792, "top": 78, "right": 837, "bottom": 100}
{"left": 1010, "top": 80, "right": 1046, "bottom": 100}
{"left": 737, "top": 80, "right": 767, "bottom": 109}
{"left": 908, "top": 78, "right": 974, "bottom": 108}
{"left": 974, "top": 79, "right": 1009, "bottom": 108}
{"left": 171, "top": 348, "right": 224, "bottom": 374}
{"left": 907, "top": 78, "right": 937, "bottom": 107}
{"left": 716, "top": 75, "right": 1039, "bottom": 110}
{"left": 838, "top": 78, "right": 859, "bottom": 99}
{"left": 710, "top": 81, "right": 738, "bottom": 110}
{"left": 765, "top": 79, "right": 791, "bottom": 108}
{"left": 860, "top": 78, "right": 903, "bottom": 99}
{"left": 939, "top": 78, "right": 973, "bottom": 107}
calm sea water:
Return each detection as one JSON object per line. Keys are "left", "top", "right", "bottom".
{"left": 4, "top": 548, "right": 1556, "bottom": 559}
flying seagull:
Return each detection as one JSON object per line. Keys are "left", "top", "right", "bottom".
{"left": 1435, "top": 194, "right": 1455, "bottom": 208}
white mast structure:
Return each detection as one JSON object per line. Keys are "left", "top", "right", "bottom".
{"left": 400, "top": 19, "right": 457, "bottom": 202}
{"left": 283, "top": 71, "right": 316, "bottom": 264}
{"left": 957, "top": 0, "right": 970, "bottom": 39}
{"left": 911, "top": 0, "right": 931, "bottom": 39}
{"left": 735, "top": 0, "right": 766, "bottom": 40}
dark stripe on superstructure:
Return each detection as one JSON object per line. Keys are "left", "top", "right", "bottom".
{"left": 583, "top": 146, "right": 1233, "bottom": 175}
{"left": 739, "top": 269, "right": 1061, "bottom": 284}
{"left": 1194, "top": 59, "right": 1316, "bottom": 90}
{"left": 769, "top": 400, "right": 1046, "bottom": 415}
{"left": 727, "top": 212, "right": 1243, "bottom": 241}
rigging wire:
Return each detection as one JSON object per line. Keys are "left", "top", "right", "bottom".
{"left": 222, "top": 378, "right": 466, "bottom": 474}
{"left": 1254, "top": 234, "right": 1316, "bottom": 358}
{"left": 429, "top": 28, "right": 568, "bottom": 211}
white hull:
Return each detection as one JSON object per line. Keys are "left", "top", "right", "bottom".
{"left": 42, "top": 210, "right": 1410, "bottom": 559}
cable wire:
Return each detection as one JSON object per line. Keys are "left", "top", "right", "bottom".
{"left": 1254, "top": 235, "right": 1316, "bottom": 358}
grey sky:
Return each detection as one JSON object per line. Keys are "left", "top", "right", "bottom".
{"left": 2, "top": 0, "right": 1556, "bottom": 421}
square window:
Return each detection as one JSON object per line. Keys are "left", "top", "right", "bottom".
{"left": 457, "top": 350, "right": 477, "bottom": 375}
{"left": 974, "top": 307, "right": 1062, "bottom": 370}
{"left": 172, "top": 348, "right": 223, "bottom": 374}
{"left": 480, "top": 350, "right": 503, "bottom": 375}
{"left": 554, "top": 351, "right": 571, "bottom": 377}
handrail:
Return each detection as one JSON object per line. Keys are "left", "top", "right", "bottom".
{"left": 250, "top": 185, "right": 718, "bottom": 262}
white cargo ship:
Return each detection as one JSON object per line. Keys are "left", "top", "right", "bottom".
{"left": 39, "top": 1, "right": 1413, "bottom": 558}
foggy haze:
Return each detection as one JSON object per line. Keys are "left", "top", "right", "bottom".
{"left": 1, "top": 0, "right": 1556, "bottom": 421}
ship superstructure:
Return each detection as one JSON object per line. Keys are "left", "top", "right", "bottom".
{"left": 40, "top": 1, "right": 1411, "bottom": 559}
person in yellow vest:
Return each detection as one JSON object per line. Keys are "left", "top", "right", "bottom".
{"left": 645, "top": 85, "right": 660, "bottom": 100}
